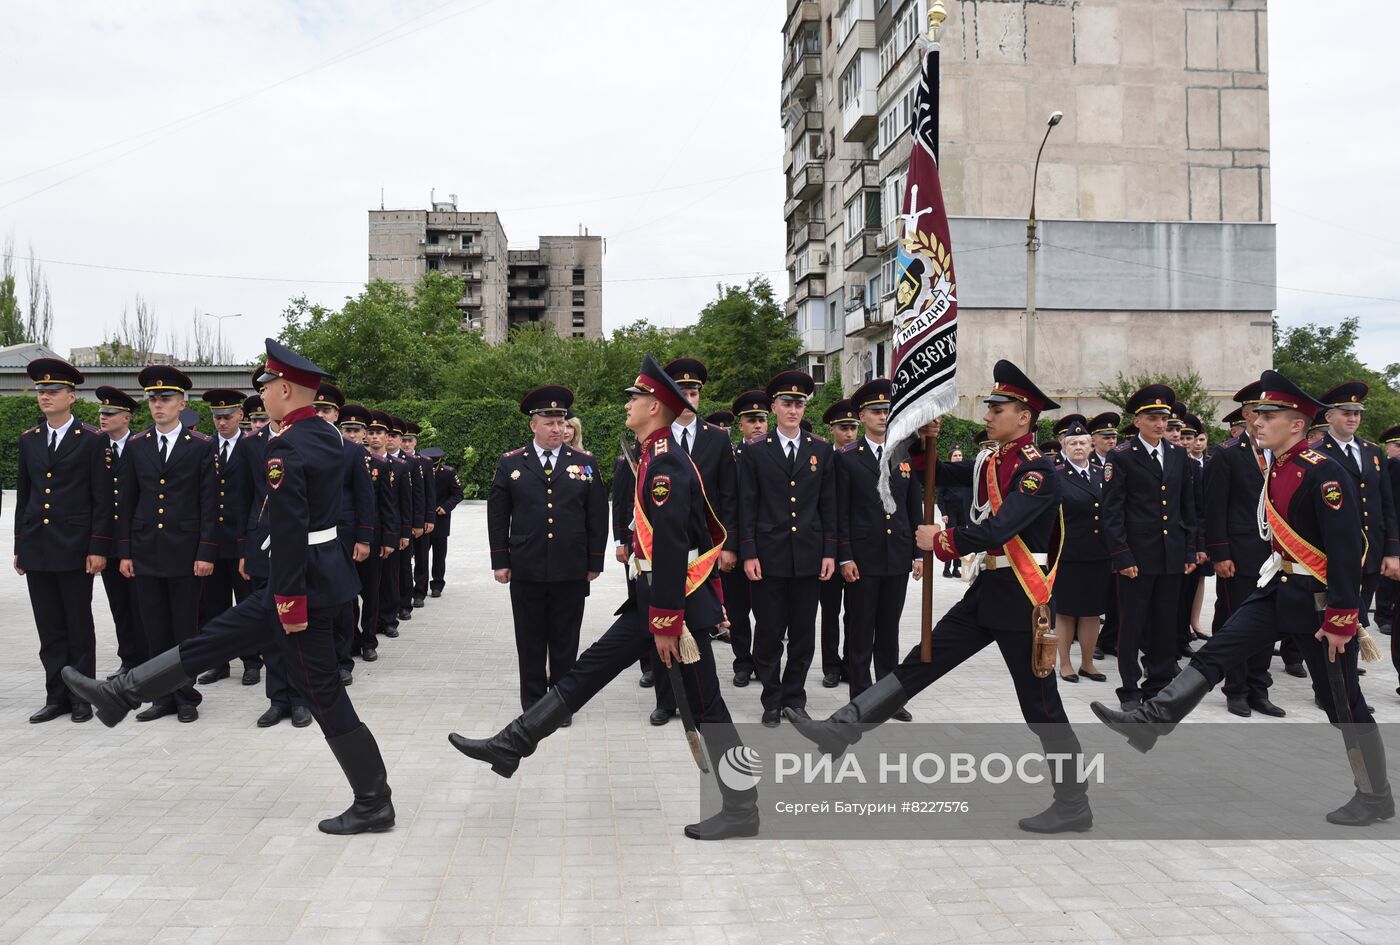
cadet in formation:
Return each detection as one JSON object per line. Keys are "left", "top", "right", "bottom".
{"left": 819, "top": 398, "right": 860, "bottom": 689}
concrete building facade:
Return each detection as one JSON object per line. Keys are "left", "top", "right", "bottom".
{"left": 368, "top": 197, "right": 603, "bottom": 344}
{"left": 781, "top": 0, "right": 1274, "bottom": 420}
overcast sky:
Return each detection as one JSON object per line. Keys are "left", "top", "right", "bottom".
{"left": 2, "top": 1, "right": 1396, "bottom": 371}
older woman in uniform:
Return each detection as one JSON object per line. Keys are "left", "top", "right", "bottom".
{"left": 1054, "top": 420, "right": 1109, "bottom": 682}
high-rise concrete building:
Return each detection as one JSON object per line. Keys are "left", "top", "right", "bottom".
{"left": 368, "top": 197, "right": 604, "bottom": 344}
{"left": 782, "top": 0, "right": 1274, "bottom": 418}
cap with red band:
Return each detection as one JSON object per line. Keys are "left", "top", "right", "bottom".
{"left": 255, "top": 338, "right": 333, "bottom": 391}
{"left": 984, "top": 359, "right": 1059, "bottom": 413}
{"left": 626, "top": 353, "right": 690, "bottom": 418}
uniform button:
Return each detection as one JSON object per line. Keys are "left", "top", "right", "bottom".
{"left": 547, "top": 489, "right": 553, "bottom": 495}
{"left": 1161, "top": 500, "right": 1167, "bottom": 506}
{"left": 885, "top": 514, "right": 891, "bottom": 520}
{"left": 158, "top": 523, "right": 164, "bottom": 529}
{"left": 1160, "top": 485, "right": 1166, "bottom": 491}
{"left": 159, "top": 479, "right": 166, "bottom": 485}
{"left": 1162, "top": 530, "right": 1169, "bottom": 535}
{"left": 1093, "top": 528, "right": 1099, "bottom": 534}
{"left": 1093, "top": 515, "right": 1099, "bottom": 521}
{"left": 547, "top": 503, "right": 553, "bottom": 509}
{"left": 547, "top": 533, "right": 554, "bottom": 539}
{"left": 790, "top": 497, "right": 796, "bottom": 503}
{"left": 791, "top": 526, "right": 797, "bottom": 532}
{"left": 220, "top": 491, "right": 225, "bottom": 497}
{"left": 790, "top": 481, "right": 796, "bottom": 487}
{"left": 158, "top": 494, "right": 165, "bottom": 500}
{"left": 218, "top": 504, "right": 225, "bottom": 509}
{"left": 886, "top": 529, "right": 893, "bottom": 535}
{"left": 43, "top": 503, "right": 49, "bottom": 509}
{"left": 45, "top": 472, "right": 52, "bottom": 478}
{"left": 42, "top": 518, "right": 48, "bottom": 525}
{"left": 1280, "top": 575, "right": 1288, "bottom": 583}
{"left": 112, "top": 489, "right": 117, "bottom": 495}
{"left": 218, "top": 517, "right": 224, "bottom": 523}
{"left": 791, "top": 511, "right": 797, "bottom": 518}
{"left": 1162, "top": 515, "right": 1168, "bottom": 521}
{"left": 1093, "top": 502, "right": 1099, "bottom": 508}
{"left": 158, "top": 508, "right": 164, "bottom": 514}
{"left": 548, "top": 517, "right": 554, "bottom": 524}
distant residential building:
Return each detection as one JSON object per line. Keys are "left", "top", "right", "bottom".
{"left": 368, "top": 196, "right": 604, "bottom": 344}
{"left": 69, "top": 345, "right": 179, "bottom": 367}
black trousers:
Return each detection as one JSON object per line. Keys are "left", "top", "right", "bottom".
{"left": 819, "top": 576, "right": 848, "bottom": 678}
{"left": 26, "top": 570, "right": 96, "bottom": 706}
{"left": 1217, "top": 571, "right": 1274, "bottom": 701}
{"left": 100, "top": 567, "right": 144, "bottom": 669}
{"left": 845, "top": 572, "right": 907, "bottom": 698}
{"left": 1191, "top": 593, "right": 1373, "bottom": 725}
{"left": 429, "top": 525, "right": 450, "bottom": 592}
{"left": 356, "top": 553, "right": 383, "bottom": 650}
{"left": 509, "top": 579, "right": 587, "bottom": 712}
{"left": 398, "top": 540, "right": 415, "bottom": 609}
{"left": 720, "top": 567, "right": 754, "bottom": 675}
{"left": 136, "top": 574, "right": 203, "bottom": 709}
{"left": 412, "top": 534, "right": 431, "bottom": 597}
{"left": 379, "top": 549, "right": 402, "bottom": 631}
{"left": 750, "top": 574, "right": 820, "bottom": 712}
{"left": 181, "top": 594, "right": 360, "bottom": 737}
{"left": 1176, "top": 567, "right": 1204, "bottom": 649}
{"left": 1359, "top": 571, "right": 1381, "bottom": 628}
{"left": 245, "top": 576, "right": 305, "bottom": 711}
{"left": 552, "top": 605, "right": 755, "bottom": 810}
{"left": 199, "top": 557, "right": 260, "bottom": 671}
{"left": 1114, "top": 571, "right": 1183, "bottom": 703}
{"left": 1098, "top": 581, "right": 1120, "bottom": 656}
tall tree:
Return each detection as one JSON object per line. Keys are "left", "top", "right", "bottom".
{"left": 1273, "top": 317, "right": 1400, "bottom": 439}
{"left": 688, "top": 277, "right": 801, "bottom": 402}
{"left": 24, "top": 245, "right": 53, "bottom": 346}
{"left": 0, "top": 236, "right": 24, "bottom": 346}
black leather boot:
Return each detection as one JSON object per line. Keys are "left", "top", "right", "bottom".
{"left": 784, "top": 674, "right": 909, "bottom": 757}
{"left": 61, "top": 648, "right": 192, "bottom": 728}
{"left": 1017, "top": 736, "right": 1093, "bottom": 834}
{"left": 1090, "top": 666, "right": 1210, "bottom": 753}
{"left": 684, "top": 723, "right": 760, "bottom": 840}
{"left": 318, "top": 724, "right": 396, "bottom": 835}
{"left": 684, "top": 804, "right": 760, "bottom": 841}
{"left": 1327, "top": 725, "right": 1395, "bottom": 826}
{"left": 447, "top": 690, "right": 572, "bottom": 777}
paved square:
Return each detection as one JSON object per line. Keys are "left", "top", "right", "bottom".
{"left": 1, "top": 501, "right": 1397, "bottom": 945}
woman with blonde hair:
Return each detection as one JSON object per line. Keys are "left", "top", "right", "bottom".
{"left": 563, "top": 411, "right": 585, "bottom": 454}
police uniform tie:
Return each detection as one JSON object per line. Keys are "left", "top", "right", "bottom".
{"left": 875, "top": 444, "right": 883, "bottom": 463}
{"left": 48, "top": 429, "right": 57, "bottom": 455}
{"left": 1150, "top": 446, "right": 1162, "bottom": 471}
{"left": 159, "top": 434, "right": 169, "bottom": 464}
{"left": 787, "top": 441, "right": 797, "bottom": 468}
{"left": 680, "top": 427, "right": 690, "bottom": 453}
{"left": 543, "top": 450, "right": 554, "bottom": 476}
{"left": 220, "top": 439, "right": 230, "bottom": 467}
{"left": 1348, "top": 443, "right": 1361, "bottom": 475}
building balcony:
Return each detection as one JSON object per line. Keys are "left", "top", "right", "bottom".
{"left": 791, "top": 162, "right": 824, "bottom": 201}
{"left": 507, "top": 276, "right": 548, "bottom": 289}
{"left": 792, "top": 274, "right": 826, "bottom": 303}
{"left": 841, "top": 88, "right": 878, "bottom": 143}
{"left": 787, "top": 109, "right": 822, "bottom": 149}
{"left": 424, "top": 242, "right": 483, "bottom": 257}
{"left": 843, "top": 229, "right": 881, "bottom": 272}
{"left": 842, "top": 160, "right": 880, "bottom": 205}
{"left": 782, "top": 54, "right": 821, "bottom": 105}
{"left": 783, "top": 1, "right": 820, "bottom": 43}
{"left": 783, "top": 194, "right": 807, "bottom": 222}
{"left": 787, "top": 222, "right": 820, "bottom": 251}
{"left": 456, "top": 295, "right": 484, "bottom": 309}
{"left": 462, "top": 270, "right": 482, "bottom": 281}
{"left": 844, "top": 303, "right": 887, "bottom": 338}
{"left": 507, "top": 296, "right": 548, "bottom": 309}
{"left": 794, "top": 246, "right": 828, "bottom": 282}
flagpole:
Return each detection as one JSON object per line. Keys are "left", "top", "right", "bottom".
{"left": 920, "top": 0, "right": 946, "bottom": 663}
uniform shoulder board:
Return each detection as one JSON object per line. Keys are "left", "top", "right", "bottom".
{"left": 503, "top": 447, "right": 526, "bottom": 458}
{"left": 1111, "top": 442, "right": 1133, "bottom": 454}
{"left": 1299, "top": 449, "right": 1326, "bottom": 465}
{"left": 80, "top": 422, "right": 100, "bottom": 434}
{"left": 1022, "top": 443, "right": 1042, "bottom": 460}
{"left": 130, "top": 430, "right": 149, "bottom": 441}
{"left": 809, "top": 433, "right": 828, "bottom": 444}
{"left": 652, "top": 438, "right": 669, "bottom": 456}
{"left": 442, "top": 464, "right": 455, "bottom": 474}
{"left": 838, "top": 441, "right": 859, "bottom": 453}
{"left": 188, "top": 430, "right": 210, "bottom": 441}
{"left": 570, "top": 447, "right": 594, "bottom": 459}
{"left": 25, "top": 426, "right": 38, "bottom": 435}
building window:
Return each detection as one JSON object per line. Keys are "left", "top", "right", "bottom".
{"left": 572, "top": 313, "right": 585, "bottom": 328}
{"left": 572, "top": 290, "right": 585, "bottom": 306}
{"left": 572, "top": 267, "right": 584, "bottom": 285}
{"left": 838, "top": 56, "right": 863, "bottom": 109}
{"left": 426, "top": 258, "right": 440, "bottom": 271}
{"left": 876, "top": 79, "right": 918, "bottom": 155}
{"left": 573, "top": 330, "right": 584, "bottom": 337}
{"left": 879, "top": 249, "right": 898, "bottom": 297}
{"left": 809, "top": 354, "right": 827, "bottom": 385}
{"left": 426, "top": 233, "right": 439, "bottom": 245}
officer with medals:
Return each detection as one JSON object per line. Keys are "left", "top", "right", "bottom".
{"left": 488, "top": 386, "right": 607, "bottom": 714}
{"left": 451, "top": 355, "right": 760, "bottom": 841}
{"left": 1092, "top": 370, "right": 1392, "bottom": 827}
{"left": 116, "top": 366, "right": 219, "bottom": 723}
{"left": 65, "top": 339, "right": 396, "bottom": 836}
{"left": 835, "top": 379, "right": 922, "bottom": 713}
{"left": 724, "top": 389, "right": 771, "bottom": 687}
{"left": 1100, "top": 384, "right": 1198, "bottom": 711}
{"left": 820, "top": 398, "right": 861, "bottom": 688}
{"left": 422, "top": 446, "right": 463, "bottom": 598}
{"left": 646, "top": 358, "right": 738, "bottom": 726}
{"left": 94, "top": 386, "right": 143, "bottom": 679}
{"left": 739, "top": 370, "right": 837, "bottom": 727}
{"left": 15, "top": 358, "right": 109, "bottom": 723}
{"left": 1315, "top": 382, "right": 1400, "bottom": 635}
{"left": 195, "top": 387, "right": 261, "bottom": 688}
{"left": 789, "top": 360, "right": 1093, "bottom": 834}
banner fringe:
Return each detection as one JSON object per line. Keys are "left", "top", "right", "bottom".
{"left": 878, "top": 386, "right": 958, "bottom": 513}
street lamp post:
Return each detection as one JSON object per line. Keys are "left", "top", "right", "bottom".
{"left": 202, "top": 312, "right": 243, "bottom": 363}
{"left": 1025, "top": 111, "right": 1062, "bottom": 376}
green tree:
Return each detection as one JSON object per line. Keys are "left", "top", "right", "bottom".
{"left": 1273, "top": 317, "right": 1400, "bottom": 439}
{"left": 1097, "top": 369, "right": 1218, "bottom": 426}
{"left": 688, "top": 277, "right": 801, "bottom": 403}
{"left": 0, "top": 238, "right": 31, "bottom": 346}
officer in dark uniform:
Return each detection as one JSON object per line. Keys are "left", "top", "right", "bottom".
{"left": 705, "top": 410, "right": 734, "bottom": 430}
{"left": 451, "top": 354, "right": 760, "bottom": 841}
{"left": 314, "top": 384, "right": 375, "bottom": 686}
{"left": 790, "top": 360, "right": 1093, "bottom": 834}
{"left": 116, "top": 366, "right": 219, "bottom": 723}
{"left": 67, "top": 339, "right": 395, "bottom": 836}
{"left": 15, "top": 358, "right": 110, "bottom": 723}
{"left": 1051, "top": 418, "right": 1109, "bottom": 683}
{"left": 1100, "top": 384, "right": 1198, "bottom": 710}
{"left": 1175, "top": 411, "right": 1209, "bottom": 659}
{"left": 422, "top": 447, "right": 463, "bottom": 597}
{"left": 366, "top": 410, "right": 410, "bottom": 644}
{"left": 1205, "top": 382, "right": 1284, "bottom": 717}
{"left": 387, "top": 417, "right": 425, "bottom": 622}
{"left": 402, "top": 421, "right": 437, "bottom": 608}
{"left": 646, "top": 358, "right": 739, "bottom": 726}
{"left": 1088, "top": 412, "right": 1119, "bottom": 468}
{"left": 194, "top": 388, "right": 261, "bottom": 687}
{"left": 819, "top": 398, "right": 861, "bottom": 688}
{"left": 244, "top": 394, "right": 269, "bottom": 435}
{"left": 1308, "top": 410, "right": 1329, "bottom": 446}
{"left": 1093, "top": 370, "right": 1391, "bottom": 828}
{"left": 95, "top": 385, "right": 143, "bottom": 678}
{"left": 739, "top": 370, "right": 837, "bottom": 726}
{"left": 723, "top": 390, "right": 771, "bottom": 687}
{"left": 835, "top": 379, "right": 922, "bottom": 713}
{"left": 1315, "top": 382, "right": 1400, "bottom": 634}
{"left": 488, "top": 386, "right": 607, "bottom": 712}
{"left": 339, "top": 404, "right": 397, "bottom": 662}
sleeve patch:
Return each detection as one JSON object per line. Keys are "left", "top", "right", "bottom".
{"left": 1103, "top": 463, "right": 1113, "bottom": 482}
{"left": 650, "top": 474, "right": 671, "bottom": 506}
{"left": 1018, "top": 471, "right": 1045, "bottom": 494}
{"left": 266, "top": 457, "right": 285, "bottom": 490}
{"left": 1322, "top": 480, "right": 1343, "bottom": 510}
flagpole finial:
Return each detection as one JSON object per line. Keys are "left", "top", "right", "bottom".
{"left": 928, "top": 0, "right": 947, "bottom": 39}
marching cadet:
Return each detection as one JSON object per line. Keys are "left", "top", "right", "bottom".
{"left": 1092, "top": 370, "right": 1392, "bottom": 828}
{"left": 387, "top": 416, "right": 424, "bottom": 623}
{"left": 724, "top": 390, "right": 770, "bottom": 688}
{"left": 1315, "top": 382, "right": 1400, "bottom": 635}
{"left": 646, "top": 358, "right": 738, "bottom": 726}
{"left": 116, "top": 366, "right": 219, "bottom": 723}
{"left": 487, "top": 386, "right": 607, "bottom": 713}
{"left": 67, "top": 339, "right": 396, "bottom": 836}
{"left": 339, "top": 404, "right": 397, "bottom": 662}
{"left": 1175, "top": 412, "right": 1209, "bottom": 658}
{"left": 819, "top": 398, "right": 861, "bottom": 688}
{"left": 15, "top": 358, "right": 110, "bottom": 723}
{"left": 1206, "top": 382, "right": 1285, "bottom": 718}
{"left": 705, "top": 409, "right": 734, "bottom": 430}
{"left": 95, "top": 386, "right": 143, "bottom": 678}
{"left": 739, "top": 370, "right": 837, "bottom": 727}
{"left": 1088, "top": 412, "right": 1120, "bottom": 467}
{"left": 402, "top": 421, "right": 436, "bottom": 608}
{"left": 1052, "top": 419, "right": 1109, "bottom": 684}
{"left": 1100, "top": 384, "right": 1198, "bottom": 711}
{"left": 835, "top": 379, "right": 921, "bottom": 713}
{"left": 195, "top": 388, "right": 261, "bottom": 688}
{"left": 367, "top": 411, "right": 411, "bottom": 642}
{"left": 423, "top": 447, "right": 463, "bottom": 598}
{"left": 315, "top": 384, "right": 375, "bottom": 686}
{"left": 790, "top": 360, "right": 1093, "bottom": 834}
{"left": 451, "top": 354, "right": 760, "bottom": 841}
